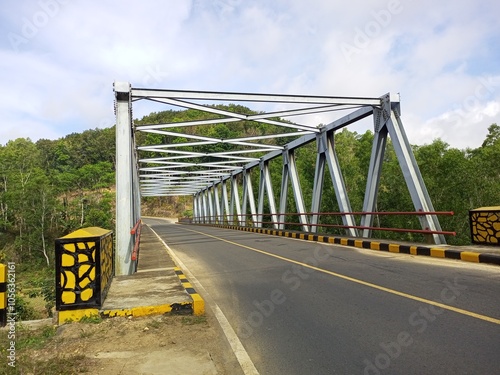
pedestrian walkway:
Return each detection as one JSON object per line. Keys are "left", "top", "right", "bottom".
{"left": 101, "top": 224, "right": 203, "bottom": 317}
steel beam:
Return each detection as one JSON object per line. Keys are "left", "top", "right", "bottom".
{"left": 360, "top": 107, "right": 388, "bottom": 237}
{"left": 324, "top": 131, "right": 358, "bottom": 237}
{"left": 279, "top": 149, "right": 309, "bottom": 231}
{"left": 114, "top": 81, "right": 136, "bottom": 276}
{"left": 257, "top": 160, "right": 278, "bottom": 229}
{"left": 384, "top": 98, "right": 446, "bottom": 244}
{"left": 242, "top": 168, "right": 258, "bottom": 227}
{"left": 310, "top": 131, "right": 327, "bottom": 232}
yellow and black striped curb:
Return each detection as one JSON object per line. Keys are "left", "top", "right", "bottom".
{"left": 185, "top": 224, "right": 500, "bottom": 267}
{"left": 0, "top": 264, "right": 6, "bottom": 327}
{"left": 174, "top": 266, "right": 205, "bottom": 316}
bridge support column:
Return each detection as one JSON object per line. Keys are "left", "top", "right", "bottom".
{"left": 114, "top": 81, "right": 140, "bottom": 276}
{"left": 230, "top": 173, "right": 244, "bottom": 226}
{"left": 241, "top": 168, "right": 257, "bottom": 227}
{"left": 361, "top": 107, "right": 388, "bottom": 238}
{"left": 279, "top": 149, "right": 309, "bottom": 232}
{"left": 257, "top": 160, "right": 279, "bottom": 229}
{"left": 386, "top": 99, "right": 446, "bottom": 244}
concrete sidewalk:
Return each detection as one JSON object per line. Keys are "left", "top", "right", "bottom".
{"left": 101, "top": 225, "right": 204, "bottom": 317}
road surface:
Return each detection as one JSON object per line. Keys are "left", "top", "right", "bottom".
{"left": 145, "top": 218, "right": 500, "bottom": 375}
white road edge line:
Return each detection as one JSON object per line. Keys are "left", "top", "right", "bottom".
{"left": 147, "top": 224, "right": 260, "bottom": 375}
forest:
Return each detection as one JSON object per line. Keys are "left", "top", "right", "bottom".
{"left": 0, "top": 107, "right": 499, "bottom": 318}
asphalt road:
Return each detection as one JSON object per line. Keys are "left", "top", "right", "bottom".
{"left": 145, "top": 218, "right": 500, "bottom": 375}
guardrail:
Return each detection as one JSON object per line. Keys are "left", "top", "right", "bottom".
{"left": 55, "top": 227, "right": 114, "bottom": 312}
{"left": 131, "top": 219, "right": 142, "bottom": 263}
{"left": 193, "top": 211, "right": 456, "bottom": 237}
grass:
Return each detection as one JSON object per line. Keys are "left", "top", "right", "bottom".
{"left": 16, "top": 325, "right": 56, "bottom": 351}
{"left": 181, "top": 316, "right": 207, "bottom": 325}
{"left": 0, "top": 354, "right": 90, "bottom": 375}
{"left": 78, "top": 315, "right": 103, "bottom": 324}
{"left": 0, "top": 324, "right": 91, "bottom": 375}
{"left": 148, "top": 319, "right": 162, "bottom": 329}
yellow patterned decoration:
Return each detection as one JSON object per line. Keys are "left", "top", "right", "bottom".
{"left": 469, "top": 207, "right": 500, "bottom": 246}
{"left": 0, "top": 264, "right": 6, "bottom": 327}
{"left": 55, "top": 227, "right": 114, "bottom": 311}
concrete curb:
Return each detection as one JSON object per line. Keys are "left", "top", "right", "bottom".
{"left": 98, "top": 267, "right": 205, "bottom": 320}
{"left": 174, "top": 267, "right": 205, "bottom": 316}
{"left": 187, "top": 224, "right": 500, "bottom": 267}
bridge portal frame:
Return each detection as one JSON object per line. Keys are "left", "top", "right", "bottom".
{"left": 114, "top": 83, "right": 445, "bottom": 276}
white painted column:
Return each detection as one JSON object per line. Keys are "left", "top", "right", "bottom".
{"left": 114, "top": 81, "right": 135, "bottom": 275}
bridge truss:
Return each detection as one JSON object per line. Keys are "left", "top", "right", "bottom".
{"left": 114, "top": 82, "right": 445, "bottom": 275}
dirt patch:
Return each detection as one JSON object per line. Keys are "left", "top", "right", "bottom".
{"left": 2, "top": 313, "right": 243, "bottom": 375}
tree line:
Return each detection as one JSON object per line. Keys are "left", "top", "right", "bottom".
{"left": 0, "top": 128, "right": 115, "bottom": 267}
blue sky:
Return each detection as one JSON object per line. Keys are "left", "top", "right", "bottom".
{"left": 1, "top": 0, "right": 499, "bottom": 149}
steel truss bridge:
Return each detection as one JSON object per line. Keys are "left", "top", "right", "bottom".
{"left": 114, "top": 82, "right": 445, "bottom": 275}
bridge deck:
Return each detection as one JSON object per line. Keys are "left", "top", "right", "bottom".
{"left": 101, "top": 225, "right": 192, "bottom": 316}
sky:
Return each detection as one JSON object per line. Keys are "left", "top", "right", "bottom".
{"left": 1, "top": 0, "right": 499, "bottom": 150}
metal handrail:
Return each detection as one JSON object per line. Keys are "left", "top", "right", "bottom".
{"left": 131, "top": 219, "right": 142, "bottom": 261}
{"left": 193, "top": 211, "right": 456, "bottom": 237}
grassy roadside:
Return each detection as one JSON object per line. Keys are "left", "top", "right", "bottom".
{"left": 0, "top": 313, "right": 211, "bottom": 375}
{"left": 0, "top": 323, "right": 91, "bottom": 375}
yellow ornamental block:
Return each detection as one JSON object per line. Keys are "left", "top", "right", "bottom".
{"left": 477, "top": 217, "right": 487, "bottom": 222}
{"left": 493, "top": 222, "right": 500, "bottom": 231}
{"left": 63, "top": 243, "right": 76, "bottom": 253}
{"left": 76, "top": 242, "right": 87, "bottom": 251}
{"left": 61, "top": 253, "right": 75, "bottom": 267}
{"left": 62, "top": 270, "right": 76, "bottom": 289}
{"left": 478, "top": 230, "right": 488, "bottom": 239}
{"left": 78, "top": 253, "right": 90, "bottom": 263}
{"left": 489, "top": 214, "right": 498, "bottom": 221}
{"left": 490, "top": 237, "right": 498, "bottom": 244}
{"left": 79, "top": 276, "right": 91, "bottom": 289}
{"left": 80, "top": 288, "right": 93, "bottom": 302}
{"left": 78, "top": 264, "right": 91, "bottom": 278}
{"left": 61, "top": 291, "right": 76, "bottom": 304}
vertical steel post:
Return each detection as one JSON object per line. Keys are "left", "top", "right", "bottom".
{"left": 193, "top": 193, "right": 199, "bottom": 223}
{"left": 279, "top": 151, "right": 290, "bottom": 230}
{"left": 242, "top": 168, "right": 257, "bottom": 227}
{"left": 257, "top": 160, "right": 278, "bottom": 229}
{"left": 385, "top": 98, "right": 446, "bottom": 244}
{"left": 280, "top": 149, "right": 309, "bottom": 231}
{"left": 114, "top": 81, "right": 135, "bottom": 276}
{"left": 230, "top": 173, "right": 243, "bottom": 226}
{"left": 324, "top": 131, "right": 358, "bottom": 237}
{"left": 221, "top": 179, "right": 230, "bottom": 224}
{"left": 310, "top": 131, "right": 327, "bottom": 233}
{"left": 361, "top": 107, "right": 388, "bottom": 238}
{"left": 213, "top": 183, "right": 221, "bottom": 224}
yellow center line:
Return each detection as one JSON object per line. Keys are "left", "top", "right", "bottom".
{"left": 178, "top": 226, "right": 500, "bottom": 325}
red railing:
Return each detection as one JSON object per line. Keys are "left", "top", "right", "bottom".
{"left": 131, "top": 219, "right": 142, "bottom": 261}
{"left": 193, "top": 211, "right": 456, "bottom": 237}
